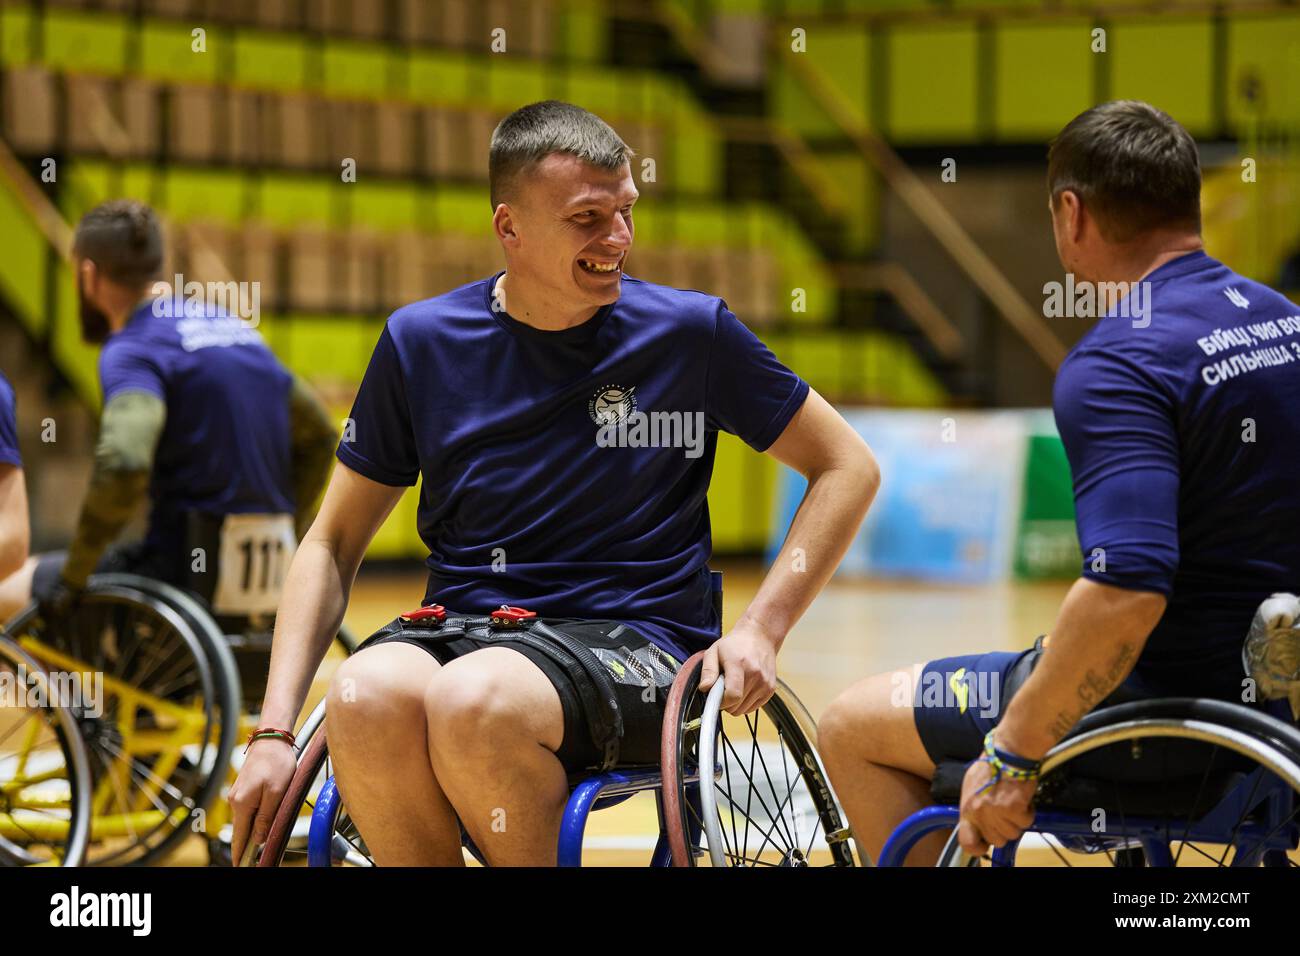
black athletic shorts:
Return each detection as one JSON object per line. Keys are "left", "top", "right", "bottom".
{"left": 358, "top": 612, "right": 683, "bottom": 775}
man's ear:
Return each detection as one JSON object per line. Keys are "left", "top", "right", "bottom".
{"left": 1059, "top": 190, "right": 1087, "bottom": 245}
{"left": 493, "top": 203, "right": 519, "bottom": 247}
{"left": 78, "top": 257, "right": 97, "bottom": 294}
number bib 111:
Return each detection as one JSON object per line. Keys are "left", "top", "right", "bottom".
{"left": 212, "top": 513, "right": 297, "bottom": 617}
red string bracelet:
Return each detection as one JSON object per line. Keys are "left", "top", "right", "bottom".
{"left": 244, "top": 727, "right": 297, "bottom": 753}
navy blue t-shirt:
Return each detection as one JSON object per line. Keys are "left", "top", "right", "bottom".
{"left": 100, "top": 299, "right": 295, "bottom": 562}
{"left": 339, "top": 273, "right": 810, "bottom": 659}
{"left": 1054, "top": 251, "right": 1300, "bottom": 699}
{"left": 0, "top": 371, "right": 19, "bottom": 468}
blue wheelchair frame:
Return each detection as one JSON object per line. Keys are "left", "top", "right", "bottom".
{"left": 306, "top": 571, "right": 725, "bottom": 867}
{"left": 877, "top": 700, "right": 1300, "bottom": 867}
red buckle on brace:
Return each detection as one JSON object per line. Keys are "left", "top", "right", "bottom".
{"left": 401, "top": 604, "right": 446, "bottom": 624}
{"left": 490, "top": 605, "right": 537, "bottom": 627}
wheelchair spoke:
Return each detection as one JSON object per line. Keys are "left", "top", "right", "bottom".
{"left": 126, "top": 632, "right": 188, "bottom": 697}
{"left": 1110, "top": 771, "right": 1132, "bottom": 864}
{"left": 0, "top": 711, "right": 35, "bottom": 753}
{"left": 718, "top": 808, "right": 789, "bottom": 866}
{"left": 1175, "top": 744, "right": 1219, "bottom": 866}
{"left": 99, "top": 754, "right": 142, "bottom": 845}
{"left": 735, "top": 784, "right": 798, "bottom": 863}
{"left": 745, "top": 714, "right": 799, "bottom": 850}
{"left": 720, "top": 728, "right": 790, "bottom": 843}
{"left": 717, "top": 722, "right": 741, "bottom": 858}
{"left": 776, "top": 724, "right": 815, "bottom": 860}
{"left": 110, "top": 614, "right": 148, "bottom": 681}
{"left": 713, "top": 744, "right": 813, "bottom": 864}
{"left": 687, "top": 774, "right": 765, "bottom": 866}
{"left": 1178, "top": 839, "right": 1229, "bottom": 866}
{"left": 145, "top": 650, "right": 202, "bottom": 697}
{"left": 1172, "top": 743, "right": 1221, "bottom": 866}
{"left": 755, "top": 761, "right": 804, "bottom": 856}
{"left": 3, "top": 805, "right": 51, "bottom": 849}
{"left": 741, "top": 721, "right": 758, "bottom": 856}
{"left": 1042, "top": 832, "right": 1073, "bottom": 867}
{"left": 98, "top": 738, "right": 189, "bottom": 808}
{"left": 1213, "top": 762, "right": 1265, "bottom": 867}
{"left": 718, "top": 730, "right": 791, "bottom": 857}
{"left": 1233, "top": 801, "right": 1300, "bottom": 865}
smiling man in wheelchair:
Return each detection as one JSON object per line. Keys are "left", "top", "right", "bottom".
{"left": 819, "top": 101, "right": 1300, "bottom": 865}
{"left": 229, "top": 100, "right": 880, "bottom": 867}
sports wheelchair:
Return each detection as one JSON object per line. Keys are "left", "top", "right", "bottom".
{"left": 879, "top": 598, "right": 1300, "bottom": 868}
{"left": 0, "top": 631, "right": 93, "bottom": 866}
{"left": 2, "top": 570, "right": 355, "bottom": 865}
{"left": 256, "top": 573, "right": 862, "bottom": 867}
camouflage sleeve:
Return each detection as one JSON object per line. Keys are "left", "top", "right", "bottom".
{"left": 288, "top": 374, "right": 338, "bottom": 538}
{"left": 62, "top": 390, "right": 166, "bottom": 588}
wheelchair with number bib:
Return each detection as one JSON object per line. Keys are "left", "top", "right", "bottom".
{"left": 879, "top": 595, "right": 1300, "bottom": 868}
{"left": 3, "top": 511, "right": 356, "bottom": 865}
{"left": 255, "top": 573, "right": 862, "bottom": 867}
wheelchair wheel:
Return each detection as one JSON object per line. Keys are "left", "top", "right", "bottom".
{"left": 0, "top": 634, "right": 93, "bottom": 866}
{"left": 10, "top": 573, "right": 240, "bottom": 865}
{"left": 661, "top": 651, "right": 858, "bottom": 867}
{"left": 257, "top": 703, "right": 372, "bottom": 867}
{"left": 209, "top": 621, "right": 355, "bottom": 866}
{"left": 937, "top": 699, "right": 1300, "bottom": 867}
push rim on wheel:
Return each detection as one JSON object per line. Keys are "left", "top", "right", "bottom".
{"left": 0, "top": 633, "right": 93, "bottom": 866}
{"left": 661, "top": 652, "right": 856, "bottom": 867}
{"left": 258, "top": 703, "right": 372, "bottom": 867}
{"left": 10, "top": 577, "right": 238, "bottom": 865}
{"left": 938, "top": 708, "right": 1300, "bottom": 868}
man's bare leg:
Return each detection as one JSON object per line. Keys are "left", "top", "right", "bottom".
{"left": 819, "top": 667, "right": 950, "bottom": 866}
{"left": 0, "top": 556, "right": 35, "bottom": 621}
{"left": 425, "top": 648, "right": 570, "bottom": 866}
{"left": 326, "top": 643, "right": 467, "bottom": 866}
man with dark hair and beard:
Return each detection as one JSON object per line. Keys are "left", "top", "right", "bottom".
{"left": 0, "top": 199, "right": 338, "bottom": 624}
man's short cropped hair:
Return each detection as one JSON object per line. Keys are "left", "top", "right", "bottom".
{"left": 1047, "top": 100, "right": 1202, "bottom": 241}
{"left": 488, "top": 100, "right": 634, "bottom": 208}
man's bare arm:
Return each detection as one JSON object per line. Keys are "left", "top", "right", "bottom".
{"left": 0, "top": 463, "right": 29, "bottom": 581}
{"left": 256, "top": 462, "right": 405, "bottom": 733}
{"left": 994, "top": 577, "right": 1167, "bottom": 760}
{"left": 743, "top": 388, "right": 880, "bottom": 648}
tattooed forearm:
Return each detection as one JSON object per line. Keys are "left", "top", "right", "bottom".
{"left": 1047, "top": 641, "right": 1137, "bottom": 740}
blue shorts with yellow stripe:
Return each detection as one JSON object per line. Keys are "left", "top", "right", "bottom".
{"left": 911, "top": 641, "right": 1040, "bottom": 766}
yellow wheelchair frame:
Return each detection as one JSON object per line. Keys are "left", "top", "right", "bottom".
{"left": 4, "top": 573, "right": 350, "bottom": 865}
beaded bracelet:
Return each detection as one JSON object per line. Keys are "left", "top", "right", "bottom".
{"left": 244, "top": 727, "right": 296, "bottom": 754}
{"left": 973, "top": 729, "right": 1042, "bottom": 795}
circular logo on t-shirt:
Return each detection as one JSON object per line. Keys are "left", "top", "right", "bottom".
{"left": 588, "top": 385, "right": 637, "bottom": 426}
